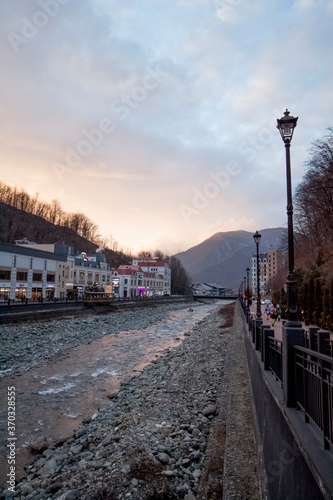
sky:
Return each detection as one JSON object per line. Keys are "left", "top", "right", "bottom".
{"left": 0, "top": 0, "right": 332, "bottom": 255}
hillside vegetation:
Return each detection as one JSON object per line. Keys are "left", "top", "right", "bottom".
{"left": 0, "top": 200, "right": 131, "bottom": 268}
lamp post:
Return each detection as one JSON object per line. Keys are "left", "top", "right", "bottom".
{"left": 253, "top": 231, "right": 262, "bottom": 318}
{"left": 277, "top": 109, "right": 299, "bottom": 322}
{"left": 246, "top": 267, "right": 250, "bottom": 307}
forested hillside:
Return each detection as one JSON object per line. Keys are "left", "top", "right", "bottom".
{"left": 0, "top": 201, "right": 131, "bottom": 269}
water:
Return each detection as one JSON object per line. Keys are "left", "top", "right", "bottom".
{"left": 0, "top": 302, "right": 223, "bottom": 485}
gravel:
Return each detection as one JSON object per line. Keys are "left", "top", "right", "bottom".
{"left": 1, "top": 301, "right": 261, "bottom": 499}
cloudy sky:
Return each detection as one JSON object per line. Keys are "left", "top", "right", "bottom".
{"left": 0, "top": 0, "right": 332, "bottom": 255}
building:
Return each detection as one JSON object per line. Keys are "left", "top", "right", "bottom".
{"left": 112, "top": 258, "right": 171, "bottom": 298}
{"left": 267, "top": 249, "right": 283, "bottom": 281}
{"left": 251, "top": 249, "right": 283, "bottom": 296}
{"left": 0, "top": 242, "right": 67, "bottom": 302}
{"left": 251, "top": 253, "right": 267, "bottom": 296}
{"left": 0, "top": 241, "right": 113, "bottom": 302}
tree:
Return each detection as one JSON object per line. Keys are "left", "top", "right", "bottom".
{"left": 166, "top": 255, "right": 192, "bottom": 295}
{"left": 294, "top": 128, "right": 333, "bottom": 267}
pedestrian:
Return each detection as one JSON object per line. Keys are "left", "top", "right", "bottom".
{"left": 276, "top": 304, "right": 282, "bottom": 321}
{"left": 265, "top": 304, "right": 270, "bottom": 320}
{"left": 270, "top": 307, "right": 277, "bottom": 327}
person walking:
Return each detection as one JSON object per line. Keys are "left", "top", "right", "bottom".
{"left": 276, "top": 304, "right": 282, "bottom": 321}
{"left": 265, "top": 304, "right": 270, "bottom": 320}
{"left": 270, "top": 306, "right": 277, "bottom": 327}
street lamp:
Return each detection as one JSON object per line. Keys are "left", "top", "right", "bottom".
{"left": 277, "top": 109, "right": 299, "bottom": 322}
{"left": 253, "top": 230, "right": 262, "bottom": 318}
{"left": 246, "top": 267, "right": 250, "bottom": 307}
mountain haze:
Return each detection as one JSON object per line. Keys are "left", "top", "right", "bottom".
{"left": 175, "top": 228, "right": 285, "bottom": 291}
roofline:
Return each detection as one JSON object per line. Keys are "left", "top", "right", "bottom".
{"left": 0, "top": 242, "right": 67, "bottom": 262}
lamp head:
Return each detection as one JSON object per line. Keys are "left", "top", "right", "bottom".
{"left": 277, "top": 109, "right": 298, "bottom": 143}
{"left": 253, "top": 230, "right": 261, "bottom": 245}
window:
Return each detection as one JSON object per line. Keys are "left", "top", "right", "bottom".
{"left": 17, "top": 271, "right": 28, "bottom": 281}
{"left": 33, "top": 272, "right": 43, "bottom": 281}
{"left": 0, "top": 270, "right": 11, "bottom": 280}
{"left": 124, "top": 279, "right": 128, "bottom": 284}
{"left": 46, "top": 274, "right": 55, "bottom": 282}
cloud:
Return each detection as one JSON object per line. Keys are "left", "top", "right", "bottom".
{"left": 0, "top": 0, "right": 332, "bottom": 255}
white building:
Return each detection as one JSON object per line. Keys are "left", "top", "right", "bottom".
{"left": 112, "top": 258, "right": 171, "bottom": 298}
{"left": 0, "top": 242, "right": 113, "bottom": 301}
{"left": 0, "top": 242, "right": 67, "bottom": 302}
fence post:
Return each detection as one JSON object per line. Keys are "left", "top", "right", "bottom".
{"left": 282, "top": 321, "right": 304, "bottom": 407}
{"left": 262, "top": 326, "right": 273, "bottom": 369}
{"left": 317, "top": 329, "right": 330, "bottom": 355}
{"left": 261, "top": 325, "right": 270, "bottom": 363}
{"left": 254, "top": 318, "right": 262, "bottom": 349}
{"left": 308, "top": 325, "right": 319, "bottom": 351}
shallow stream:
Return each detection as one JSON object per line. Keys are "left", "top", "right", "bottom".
{"left": 0, "top": 302, "right": 221, "bottom": 485}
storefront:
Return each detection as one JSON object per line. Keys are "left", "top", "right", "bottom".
{"left": 31, "top": 287, "right": 43, "bottom": 301}
{"left": 15, "top": 284, "right": 27, "bottom": 301}
{"left": 46, "top": 286, "right": 55, "bottom": 300}
{"left": 0, "top": 287, "right": 10, "bottom": 302}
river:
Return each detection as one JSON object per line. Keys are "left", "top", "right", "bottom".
{"left": 0, "top": 302, "right": 223, "bottom": 486}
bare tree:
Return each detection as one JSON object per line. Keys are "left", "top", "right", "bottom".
{"left": 294, "top": 128, "right": 333, "bottom": 266}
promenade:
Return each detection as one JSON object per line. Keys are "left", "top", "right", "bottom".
{"left": 249, "top": 300, "right": 302, "bottom": 341}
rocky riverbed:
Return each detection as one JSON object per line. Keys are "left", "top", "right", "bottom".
{"left": 1, "top": 301, "right": 261, "bottom": 499}
{"left": 0, "top": 302, "right": 203, "bottom": 378}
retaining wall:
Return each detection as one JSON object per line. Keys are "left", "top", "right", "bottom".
{"left": 239, "top": 304, "right": 333, "bottom": 500}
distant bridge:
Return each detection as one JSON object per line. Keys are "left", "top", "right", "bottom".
{"left": 193, "top": 295, "right": 238, "bottom": 300}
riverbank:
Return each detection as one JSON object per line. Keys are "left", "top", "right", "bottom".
{"left": 1, "top": 301, "right": 261, "bottom": 500}
{"left": 0, "top": 296, "right": 195, "bottom": 325}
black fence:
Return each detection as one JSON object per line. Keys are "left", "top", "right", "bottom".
{"left": 240, "top": 299, "right": 333, "bottom": 451}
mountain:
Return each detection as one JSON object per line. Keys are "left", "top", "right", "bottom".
{"left": 0, "top": 202, "right": 131, "bottom": 268}
{"left": 175, "top": 228, "right": 285, "bottom": 291}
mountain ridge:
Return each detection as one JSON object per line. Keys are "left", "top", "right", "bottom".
{"left": 175, "top": 227, "right": 285, "bottom": 291}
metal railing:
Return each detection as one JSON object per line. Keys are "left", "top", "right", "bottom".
{"left": 268, "top": 336, "right": 283, "bottom": 385}
{"left": 295, "top": 346, "right": 333, "bottom": 450}
{"left": 239, "top": 298, "right": 333, "bottom": 450}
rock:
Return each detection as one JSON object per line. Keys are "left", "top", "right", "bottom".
{"left": 102, "top": 433, "right": 114, "bottom": 445}
{"left": 29, "top": 436, "right": 49, "bottom": 453}
{"left": 189, "top": 450, "right": 202, "bottom": 462}
{"left": 45, "top": 482, "right": 63, "bottom": 494}
{"left": 38, "top": 457, "right": 59, "bottom": 477}
{"left": 69, "top": 444, "right": 83, "bottom": 455}
{"left": 192, "top": 469, "right": 201, "bottom": 479}
{"left": 202, "top": 404, "right": 217, "bottom": 417}
{"left": 157, "top": 452, "right": 170, "bottom": 464}
{"left": 55, "top": 491, "right": 80, "bottom": 500}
